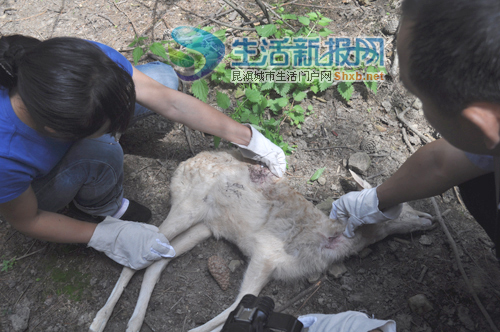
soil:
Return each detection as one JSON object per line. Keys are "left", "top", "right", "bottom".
{"left": 1, "top": 0, "right": 500, "bottom": 331}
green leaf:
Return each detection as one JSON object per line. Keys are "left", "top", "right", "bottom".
{"left": 235, "top": 87, "right": 245, "bottom": 99}
{"left": 261, "top": 82, "right": 275, "bottom": 91}
{"left": 364, "top": 81, "right": 378, "bottom": 94}
{"left": 317, "top": 17, "right": 333, "bottom": 26}
{"left": 191, "top": 79, "right": 209, "bottom": 102}
{"left": 245, "top": 89, "right": 261, "bottom": 103}
{"left": 307, "top": 12, "right": 318, "bottom": 20}
{"left": 293, "top": 91, "right": 307, "bottom": 102}
{"left": 337, "top": 82, "right": 354, "bottom": 102}
{"left": 213, "top": 29, "right": 227, "bottom": 42}
{"left": 216, "top": 91, "right": 231, "bottom": 109}
{"left": 213, "top": 136, "right": 221, "bottom": 149}
{"left": 308, "top": 105, "right": 313, "bottom": 111}
{"left": 311, "top": 85, "right": 319, "bottom": 94}
{"left": 309, "top": 167, "right": 326, "bottom": 182}
{"left": 149, "top": 42, "right": 168, "bottom": 60}
{"left": 281, "top": 14, "right": 297, "bottom": 20}
{"left": 319, "top": 81, "right": 333, "bottom": 92}
{"left": 256, "top": 24, "right": 278, "bottom": 37}
{"left": 132, "top": 47, "right": 144, "bottom": 65}
{"left": 277, "top": 97, "right": 289, "bottom": 107}
{"left": 298, "top": 16, "right": 310, "bottom": 26}
{"left": 274, "top": 83, "right": 291, "bottom": 97}
{"left": 318, "top": 28, "right": 333, "bottom": 37}
{"left": 202, "top": 26, "right": 214, "bottom": 32}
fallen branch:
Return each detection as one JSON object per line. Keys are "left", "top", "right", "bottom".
{"left": 401, "top": 127, "right": 415, "bottom": 153}
{"left": 221, "top": 0, "right": 255, "bottom": 27}
{"left": 276, "top": 275, "right": 328, "bottom": 313}
{"left": 255, "top": 0, "right": 272, "bottom": 24}
{"left": 198, "top": 8, "right": 235, "bottom": 26}
{"left": 430, "top": 197, "right": 500, "bottom": 332}
{"left": 396, "top": 108, "right": 432, "bottom": 144}
{"left": 209, "top": 18, "right": 257, "bottom": 31}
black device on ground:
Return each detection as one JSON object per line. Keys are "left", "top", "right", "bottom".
{"left": 220, "top": 294, "right": 304, "bottom": 332}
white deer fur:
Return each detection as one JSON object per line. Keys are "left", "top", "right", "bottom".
{"left": 90, "top": 150, "right": 432, "bottom": 332}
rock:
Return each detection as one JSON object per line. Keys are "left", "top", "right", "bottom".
{"left": 382, "top": 100, "right": 392, "bottom": 112}
{"left": 317, "top": 298, "right": 325, "bottom": 305}
{"left": 228, "top": 260, "right": 242, "bottom": 272}
{"left": 328, "top": 263, "right": 347, "bottom": 278}
{"left": 419, "top": 235, "right": 433, "bottom": 246}
{"left": 316, "top": 197, "right": 335, "bottom": 216}
{"left": 296, "top": 129, "right": 303, "bottom": 136}
{"left": 207, "top": 256, "right": 230, "bottom": 291}
{"left": 408, "top": 294, "right": 433, "bottom": 315}
{"left": 317, "top": 177, "right": 326, "bottom": 186}
{"left": 412, "top": 98, "right": 423, "bottom": 110}
{"left": 348, "top": 152, "right": 371, "bottom": 175}
{"left": 9, "top": 305, "right": 30, "bottom": 331}
{"left": 307, "top": 272, "right": 322, "bottom": 284}
{"left": 458, "top": 306, "right": 475, "bottom": 330}
{"left": 382, "top": 18, "right": 399, "bottom": 35}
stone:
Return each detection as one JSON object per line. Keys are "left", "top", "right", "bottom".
{"left": 9, "top": 305, "right": 30, "bottom": 331}
{"left": 307, "top": 272, "right": 322, "bottom": 284}
{"left": 382, "top": 18, "right": 399, "bottom": 35}
{"left": 296, "top": 129, "right": 303, "bottom": 136}
{"left": 316, "top": 197, "right": 335, "bottom": 217}
{"left": 228, "top": 260, "right": 242, "bottom": 272}
{"left": 382, "top": 100, "right": 392, "bottom": 112}
{"left": 317, "top": 177, "right": 326, "bottom": 186}
{"left": 408, "top": 294, "right": 433, "bottom": 315}
{"left": 419, "top": 235, "right": 433, "bottom": 246}
{"left": 327, "top": 263, "right": 347, "bottom": 278}
{"left": 348, "top": 152, "right": 371, "bottom": 175}
{"left": 412, "top": 98, "right": 423, "bottom": 110}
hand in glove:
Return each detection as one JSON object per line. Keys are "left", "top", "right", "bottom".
{"left": 233, "top": 124, "right": 287, "bottom": 177}
{"left": 298, "top": 311, "right": 396, "bottom": 332}
{"left": 88, "top": 216, "right": 176, "bottom": 270}
{"left": 330, "top": 188, "right": 432, "bottom": 238}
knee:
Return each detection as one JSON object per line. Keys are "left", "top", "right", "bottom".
{"left": 136, "top": 62, "right": 179, "bottom": 90}
{"left": 70, "top": 135, "right": 124, "bottom": 172}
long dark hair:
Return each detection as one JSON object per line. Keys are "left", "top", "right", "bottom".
{"left": 0, "top": 35, "right": 136, "bottom": 139}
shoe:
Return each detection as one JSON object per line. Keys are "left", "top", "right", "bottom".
{"left": 120, "top": 200, "right": 152, "bottom": 223}
{"left": 60, "top": 202, "right": 105, "bottom": 223}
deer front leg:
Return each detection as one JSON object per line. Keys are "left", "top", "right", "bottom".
{"left": 89, "top": 267, "right": 136, "bottom": 332}
{"left": 126, "top": 223, "right": 213, "bottom": 332}
{"left": 189, "top": 254, "right": 275, "bottom": 332}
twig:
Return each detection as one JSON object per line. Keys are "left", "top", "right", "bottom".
{"left": 263, "top": 2, "right": 295, "bottom": 31}
{"left": 453, "top": 186, "right": 467, "bottom": 210}
{"left": 290, "top": 3, "right": 343, "bottom": 9}
{"left": 109, "top": 0, "right": 139, "bottom": 36}
{"left": 209, "top": 18, "right": 256, "bottom": 31}
{"left": 396, "top": 108, "right": 432, "bottom": 144}
{"left": 220, "top": 0, "right": 254, "bottom": 27}
{"left": 303, "top": 146, "right": 358, "bottom": 152}
{"left": 401, "top": 127, "right": 415, "bottom": 153}
{"left": 417, "top": 265, "right": 428, "bottom": 283}
{"left": 97, "top": 13, "right": 118, "bottom": 27}
{"left": 430, "top": 197, "right": 500, "bottom": 332}
{"left": 198, "top": 9, "right": 235, "bottom": 26}
{"left": 15, "top": 247, "right": 46, "bottom": 261}
{"left": 276, "top": 275, "right": 328, "bottom": 312}
{"left": 255, "top": 0, "right": 272, "bottom": 24}
{"left": 293, "top": 278, "right": 325, "bottom": 315}
{"left": 184, "top": 126, "right": 195, "bottom": 156}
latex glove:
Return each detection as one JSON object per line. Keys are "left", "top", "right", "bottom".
{"left": 330, "top": 187, "right": 403, "bottom": 238}
{"left": 88, "top": 216, "right": 176, "bottom": 270}
{"left": 298, "top": 312, "right": 396, "bottom": 332}
{"left": 233, "top": 124, "right": 287, "bottom": 177}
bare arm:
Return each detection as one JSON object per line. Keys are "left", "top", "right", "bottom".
{"left": 132, "top": 67, "right": 252, "bottom": 146}
{"left": 377, "top": 138, "right": 490, "bottom": 210}
{"left": 0, "top": 186, "right": 96, "bottom": 243}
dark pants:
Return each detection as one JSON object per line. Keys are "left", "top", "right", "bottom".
{"left": 458, "top": 172, "right": 498, "bottom": 254}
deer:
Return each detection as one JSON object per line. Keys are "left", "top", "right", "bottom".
{"left": 89, "top": 150, "right": 433, "bottom": 332}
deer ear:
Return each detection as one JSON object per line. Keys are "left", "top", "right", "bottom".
{"left": 462, "top": 103, "right": 500, "bottom": 150}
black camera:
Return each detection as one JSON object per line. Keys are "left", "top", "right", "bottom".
{"left": 221, "top": 294, "right": 304, "bottom": 332}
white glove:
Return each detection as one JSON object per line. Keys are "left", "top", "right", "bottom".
{"left": 298, "top": 312, "right": 396, "bottom": 332}
{"left": 330, "top": 187, "right": 403, "bottom": 238}
{"left": 88, "top": 216, "right": 176, "bottom": 270}
{"left": 233, "top": 124, "right": 287, "bottom": 177}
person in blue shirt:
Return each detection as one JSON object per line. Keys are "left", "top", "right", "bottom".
{"left": 332, "top": 0, "right": 500, "bottom": 259}
{"left": 0, "top": 35, "right": 286, "bottom": 270}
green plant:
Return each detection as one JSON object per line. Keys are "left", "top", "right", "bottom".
{"left": 308, "top": 167, "right": 326, "bottom": 184}
{"left": 1, "top": 257, "right": 16, "bottom": 272}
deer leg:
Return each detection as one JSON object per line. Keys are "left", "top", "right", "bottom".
{"left": 89, "top": 267, "right": 136, "bottom": 332}
{"left": 189, "top": 254, "right": 275, "bottom": 332}
{"left": 126, "top": 223, "right": 213, "bottom": 332}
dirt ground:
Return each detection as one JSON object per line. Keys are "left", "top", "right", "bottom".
{"left": 2, "top": 0, "right": 500, "bottom": 331}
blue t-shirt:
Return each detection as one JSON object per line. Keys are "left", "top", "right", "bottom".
{"left": 0, "top": 41, "right": 133, "bottom": 204}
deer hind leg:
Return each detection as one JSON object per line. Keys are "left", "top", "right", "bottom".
{"left": 126, "top": 223, "right": 213, "bottom": 332}
{"left": 89, "top": 267, "right": 136, "bottom": 332}
{"left": 189, "top": 253, "right": 275, "bottom": 332}
{"left": 354, "top": 203, "right": 434, "bottom": 250}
